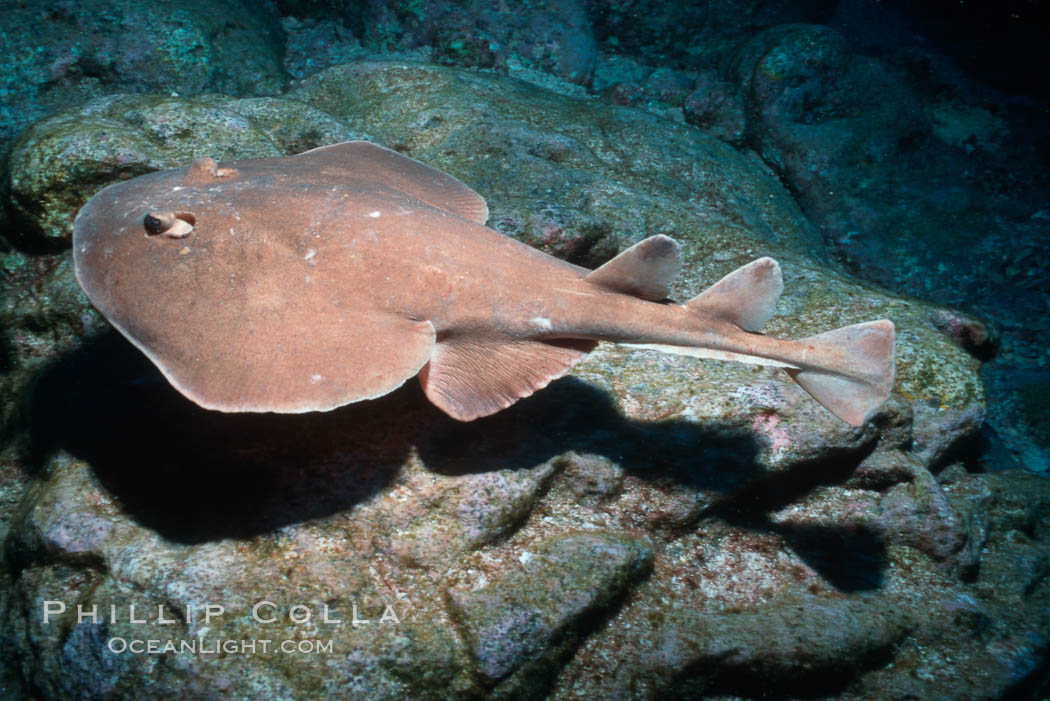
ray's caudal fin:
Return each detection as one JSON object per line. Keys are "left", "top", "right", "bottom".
{"left": 686, "top": 258, "right": 896, "bottom": 426}
{"left": 784, "top": 320, "right": 895, "bottom": 426}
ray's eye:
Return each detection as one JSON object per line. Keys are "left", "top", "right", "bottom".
{"left": 143, "top": 211, "right": 196, "bottom": 238}
{"left": 143, "top": 212, "right": 173, "bottom": 235}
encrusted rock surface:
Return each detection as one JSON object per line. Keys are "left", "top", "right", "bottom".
{"left": 449, "top": 532, "right": 652, "bottom": 688}
{"left": 723, "top": 22, "right": 1050, "bottom": 473}
{"left": 355, "top": 0, "right": 598, "bottom": 85}
{"left": 0, "top": 0, "right": 287, "bottom": 149}
{"left": 1, "top": 61, "right": 1047, "bottom": 700}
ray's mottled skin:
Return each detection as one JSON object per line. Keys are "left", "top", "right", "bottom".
{"left": 73, "top": 141, "right": 895, "bottom": 425}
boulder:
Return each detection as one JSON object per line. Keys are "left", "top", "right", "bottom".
{"left": 0, "top": 0, "right": 287, "bottom": 151}
{"left": 1, "top": 61, "right": 1039, "bottom": 700}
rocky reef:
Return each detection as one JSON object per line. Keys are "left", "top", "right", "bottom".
{"left": 0, "top": 0, "right": 287, "bottom": 149}
{"left": 1, "top": 2, "right": 1048, "bottom": 699}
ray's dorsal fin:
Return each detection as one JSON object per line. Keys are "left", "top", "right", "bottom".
{"left": 298, "top": 140, "right": 490, "bottom": 225}
{"left": 584, "top": 235, "right": 682, "bottom": 301}
{"left": 687, "top": 257, "right": 783, "bottom": 332}
{"left": 419, "top": 336, "right": 597, "bottom": 421}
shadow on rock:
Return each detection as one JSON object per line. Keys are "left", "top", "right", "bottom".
{"left": 19, "top": 331, "right": 422, "bottom": 543}
{"left": 708, "top": 447, "right": 886, "bottom": 592}
{"left": 418, "top": 378, "right": 887, "bottom": 591}
{"left": 21, "top": 331, "right": 887, "bottom": 590}
{"left": 417, "top": 377, "right": 766, "bottom": 496}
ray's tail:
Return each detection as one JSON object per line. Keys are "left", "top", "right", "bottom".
{"left": 420, "top": 233, "right": 894, "bottom": 425}
{"left": 685, "top": 257, "right": 896, "bottom": 426}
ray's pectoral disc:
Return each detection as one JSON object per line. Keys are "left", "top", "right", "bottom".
{"left": 73, "top": 141, "right": 471, "bottom": 414}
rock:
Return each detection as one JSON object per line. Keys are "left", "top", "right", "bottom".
{"left": 0, "top": 255, "right": 108, "bottom": 461}
{"left": 354, "top": 0, "right": 597, "bottom": 85}
{"left": 3, "top": 454, "right": 475, "bottom": 700}
{"left": 282, "top": 15, "right": 365, "bottom": 80}
{"left": 449, "top": 532, "right": 652, "bottom": 686}
{"left": 659, "top": 594, "right": 911, "bottom": 697}
{"left": 591, "top": 54, "right": 653, "bottom": 93}
{"left": 873, "top": 458, "right": 969, "bottom": 561}
{"left": 0, "top": 60, "right": 1031, "bottom": 700}
{"left": 727, "top": 22, "right": 1050, "bottom": 476}
{"left": 683, "top": 71, "right": 747, "bottom": 146}
{"left": 729, "top": 22, "right": 978, "bottom": 304}
{"left": 0, "top": 0, "right": 287, "bottom": 149}
{"left": 910, "top": 403, "right": 985, "bottom": 469}
{"left": 604, "top": 80, "right": 645, "bottom": 107}
{"left": 288, "top": 60, "right": 826, "bottom": 266}
{"left": 640, "top": 67, "right": 695, "bottom": 107}
{"left": 549, "top": 452, "right": 625, "bottom": 508}
{"left": 982, "top": 367, "right": 1050, "bottom": 475}
{"left": 585, "top": 0, "right": 837, "bottom": 68}
{"left": 389, "top": 462, "right": 559, "bottom": 569}
{"left": 929, "top": 309, "right": 998, "bottom": 361}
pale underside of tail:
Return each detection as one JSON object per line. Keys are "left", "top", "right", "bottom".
{"left": 618, "top": 342, "right": 799, "bottom": 368}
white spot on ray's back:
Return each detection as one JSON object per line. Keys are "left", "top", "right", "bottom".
{"left": 304, "top": 248, "right": 316, "bottom": 261}
{"left": 311, "top": 374, "right": 323, "bottom": 383}
{"left": 367, "top": 211, "right": 382, "bottom": 218}
{"left": 531, "top": 317, "right": 552, "bottom": 331}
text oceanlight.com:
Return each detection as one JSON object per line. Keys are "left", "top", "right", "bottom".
{"left": 107, "top": 637, "right": 334, "bottom": 655}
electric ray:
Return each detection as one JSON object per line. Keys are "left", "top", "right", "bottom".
{"left": 72, "top": 141, "right": 895, "bottom": 425}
